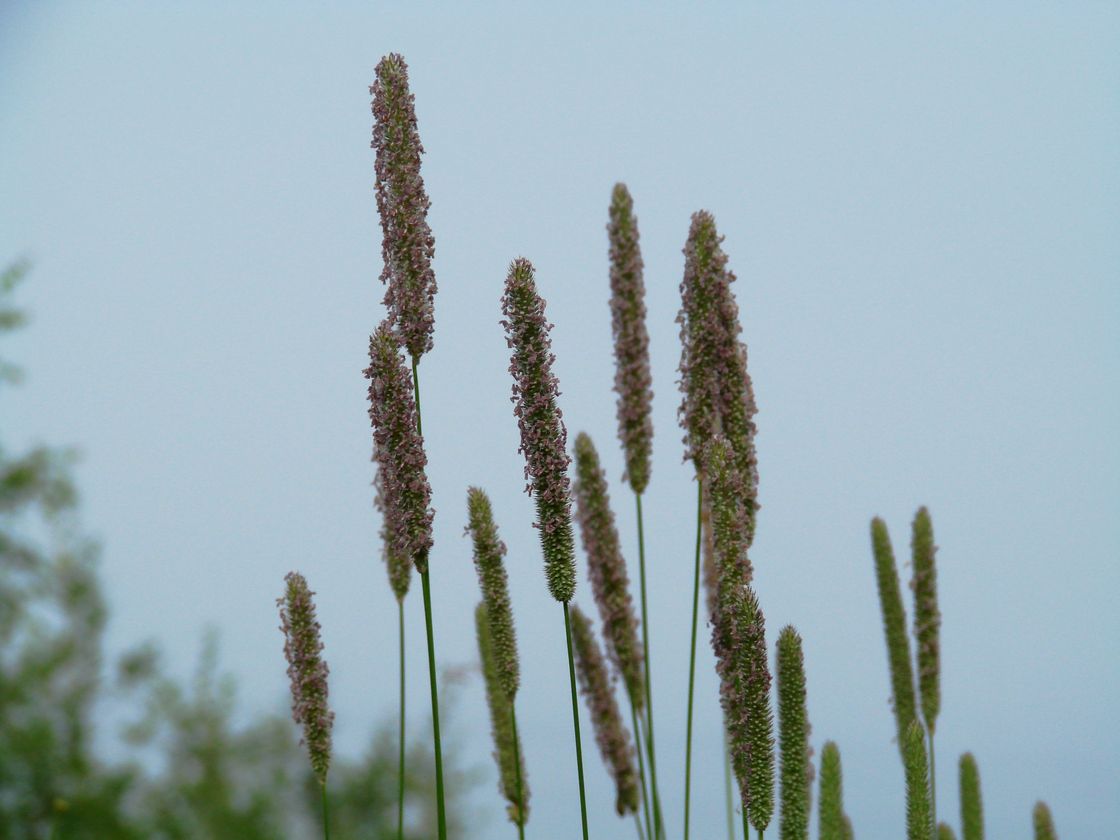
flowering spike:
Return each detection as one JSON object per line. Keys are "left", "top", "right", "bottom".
{"left": 607, "top": 183, "right": 653, "bottom": 495}
{"left": 467, "top": 486, "right": 520, "bottom": 699}
{"left": 903, "top": 720, "right": 933, "bottom": 840}
{"left": 365, "top": 321, "right": 434, "bottom": 573}
{"left": 911, "top": 506, "right": 941, "bottom": 733}
{"left": 677, "top": 211, "right": 758, "bottom": 539}
{"left": 959, "top": 752, "right": 984, "bottom": 840}
{"left": 818, "top": 742, "right": 846, "bottom": 840}
{"left": 572, "top": 431, "right": 644, "bottom": 709}
{"left": 705, "top": 436, "right": 773, "bottom": 831}
{"left": 1032, "top": 802, "right": 1057, "bottom": 840}
{"left": 277, "top": 571, "right": 334, "bottom": 786}
{"left": 871, "top": 517, "right": 918, "bottom": 756}
{"left": 777, "top": 625, "right": 810, "bottom": 840}
{"left": 568, "top": 605, "right": 641, "bottom": 816}
{"left": 938, "top": 823, "right": 958, "bottom": 840}
{"left": 370, "top": 53, "right": 436, "bottom": 360}
{"left": 476, "top": 603, "right": 530, "bottom": 827}
{"left": 500, "top": 257, "right": 577, "bottom": 602}
{"left": 374, "top": 464, "right": 410, "bottom": 601}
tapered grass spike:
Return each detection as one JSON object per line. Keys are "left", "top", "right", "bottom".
{"left": 570, "top": 605, "right": 642, "bottom": 816}
{"left": 911, "top": 507, "right": 941, "bottom": 732}
{"left": 277, "top": 572, "right": 334, "bottom": 787}
{"left": 818, "top": 742, "right": 845, "bottom": 840}
{"left": 573, "top": 432, "right": 644, "bottom": 710}
{"left": 841, "top": 814, "right": 854, "bottom": 840}
{"left": 501, "top": 257, "right": 577, "bottom": 603}
{"left": 938, "top": 823, "right": 957, "bottom": 840}
{"left": 370, "top": 53, "right": 436, "bottom": 361}
{"left": 467, "top": 487, "right": 520, "bottom": 699}
{"left": 476, "top": 603, "right": 530, "bottom": 828}
{"left": 1032, "top": 802, "right": 1057, "bottom": 840}
{"left": 776, "top": 626, "right": 809, "bottom": 840}
{"left": 870, "top": 517, "right": 918, "bottom": 757}
{"left": 903, "top": 721, "right": 932, "bottom": 840}
{"left": 958, "top": 753, "right": 983, "bottom": 840}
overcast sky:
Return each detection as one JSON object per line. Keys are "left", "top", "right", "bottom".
{"left": 2, "top": 3, "right": 1118, "bottom": 837}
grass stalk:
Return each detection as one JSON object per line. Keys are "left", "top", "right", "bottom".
{"left": 564, "top": 602, "right": 591, "bottom": 840}
{"left": 683, "top": 480, "right": 703, "bottom": 839}
{"left": 631, "top": 700, "right": 653, "bottom": 840}
{"left": 322, "top": 783, "right": 331, "bottom": 840}
{"left": 397, "top": 600, "right": 406, "bottom": 840}
{"left": 635, "top": 493, "right": 664, "bottom": 839}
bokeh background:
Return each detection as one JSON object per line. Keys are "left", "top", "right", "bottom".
{"left": 3, "top": 3, "right": 1118, "bottom": 837}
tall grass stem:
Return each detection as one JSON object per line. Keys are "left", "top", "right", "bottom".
{"left": 564, "top": 602, "right": 591, "bottom": 840}
{"left": 322, "top": 784, "right": 330, "bottom": 840}
{"left": 397, "top": 600, "right": 406, "bottom": 840}
{"left": 631, "top": 700, "right": 653, "bottom": 840}
{"left": 635, "top": 493, "right": 664, "bottom": 839}
{"left": 683, "top": 481, "right": 703, "bottom": 839}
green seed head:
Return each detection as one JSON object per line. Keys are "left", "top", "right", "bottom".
{"left": 958, "top": 752, "right": 984, "bottom": 840}
{"left": 777, "top": 625, "right": 810, "bottom": 840}
{"left": 569, "top": 605, "right": 641, "bottom": 816}
{"left": 818, "top": 741, "right": 845, "bottom": 840}
{"left": 277, "top": 572, "right": 334, "bottom": 786}
{"left": 501, "top": 257, "right": 577, "bottom": 602}
{"left": 607, "top": 183, "right": 654, "bottom": 496}
{"left": 911, "top": 506, "right": 941, "bottom": 733}
{"left": 938, "top": 823, "right": 958, "bottom": 840}
{"left": 572, "top": 432, "right": 644, "bottom": 710}
{"left": 1032, "top": 801, "right": 1057, "bottom": 840}
{"left": 467, "top": 487, "right": 520, "bottom": 699}
{"left": 871, "top": 517, "right": 918, "bottom": 757}
{"left": 476, "top": 603, "right": 530, "bottom": 827}
{"left": 903, "top": 720, "right": 933, "bottom": 840}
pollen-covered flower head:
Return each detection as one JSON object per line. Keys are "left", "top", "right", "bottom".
{"left": 277, "top": 571, "right": 334, "bottom": 786}
{"left": 371, "top": 52, "right": 436, "bottom": 360}
{"left": 607, "top": 183, "right": 653, "bottom": 495}
{"left": 569, "top": 605, "right": 641, "bottom": 816}
{"left": 573, "top": 431, "right": 644, "bottom": 709}
{"left": 677, "top": 211, "right": 759, "bottom": 541}
{"left": 500, "top": 257, "right": 577, "bottom": 602}
{"left": 365, "top": 320, "right": 434, "bottom": 573}
{"left": 467, "top": 486, "right": 520, "bottom": 699}
{"left": 374, "top": 464, "right": 410, "bottom": 601}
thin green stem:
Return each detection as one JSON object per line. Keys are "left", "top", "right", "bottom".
{"left": 929, "top": 732, "right": 936, "bottom": 840}
{"left": 564, "top": 602, "right": 591, "bottom": 840}
{"left": 421, "top": 571, "right": 447, "bottom": 840}
{"left": 634, "top": 812, "right": 648, "bottom": 840}
{"left": 724, "top": 736, "right": 735, "bottom": 840}
{"left": 636, "top": 493, "right": 664, "bottom": 839}
{"left": 742, "top": 811, "right": 750, "bottom": 840}
{"left": 631, "top": 696, "right": 653, "bottom": 840}
{"left": 411, "top": 360, "right": 445, "bottom": 840}
{"left": 511, "top": 702, "right": 526, "bottom": 840}
{"left": 322, "top": 783, "right": 331, "bottom": 840}
{"left": 397, "top": 600, "right": 406, "bottom": 840}
{"left": 683, "top": 481, "right": 703, "bottom": 840}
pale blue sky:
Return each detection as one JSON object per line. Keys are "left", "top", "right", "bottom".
{"left": 3, "top": 3, "right": 1118, "bottom": 837}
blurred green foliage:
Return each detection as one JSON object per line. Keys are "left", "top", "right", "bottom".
{"left": 0, "top": 262, "right": 472, "bottom": 838}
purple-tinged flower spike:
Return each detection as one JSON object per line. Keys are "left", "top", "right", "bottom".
{"left": 374, "top": 464, "right": 411, "bottom": 602}
{"left": 677, "top": 211, "right": 759, "bottom": 540}
{"left": 608, "top": 183, "right": 653, "bottom": 495}
{"left": 501, "top": 257, "right": 577, "bottom": 603}
{"left": 371, "top": 53, "right": 436, "bottom": 361}
{"left": 365, "top": 321, "right": 434, "bottom": 573}
{"left": 476, "top": 603, "right": 530, "bottom": 828}
{"left": 569, "top": 605, "right": 641, "bottom": 816}
{"left": 278, "top": 571, "right": 334, "bottom": 786}
{"left": 572, "top": 432, "right": 644, "bottom": 710}
{"left": 705, "top": 436, "right": 774, "bottom": 833}
{"left": 467, "top": 486, "right": 520, "bottom": 700}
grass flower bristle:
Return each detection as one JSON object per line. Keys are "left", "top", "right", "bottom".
{"left": 467, "top": 487, "right": 520, "bottom": 700}
{"left": 569, "top": 605, "right": 641, "bottom": 816}
{"left": 777, "top": 625, "right": 810, "bottom": 840}
{"left": 366, "top": 321, "right": 434, "bottom": 572}
{"left": 370, "top": 53, "right": 436, "bottom": 361}
{"left": 501, "top": 257, "right": 577, "bottom": 603}
{"left": 573, "top": 432, "right": 644, "bottom": 710}
{"left": 607, "top": 183, "right": 653, "bottom": 496}
{"left": 959, "top": 752, "right": 983, "bottom": 840}
{"left": 277, "top": 571, "right": 334, "bottom": 787}
{"left": 870, "top": 517, "right": 918, "bottom": 756}
{"left": 476, "top": 603, "right": 530, "bottom": 828}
